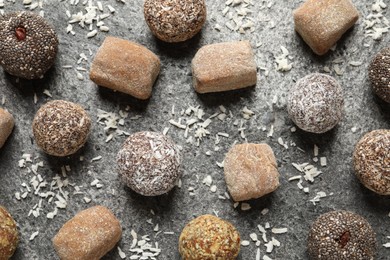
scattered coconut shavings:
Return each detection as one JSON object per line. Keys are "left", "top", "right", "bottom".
{"left": 292, "top": 162, "right": 322, "bottom": 183}
{"left": 128, "top": 229, "right": 162, "bottom": 259}
{"left": 97, "top": 108, "right": 131, "bottom": 142}
{"left": 309, "top": 191, "right": 328, "bottom": 205}
{"left": 222, "top": 0, "right": 256, "bottom": 34}
{"left": 363, "top": 0, "right": 389, "bottom": 40}
{"left": 274, "top": 46, "right": 293, "bottom": 72}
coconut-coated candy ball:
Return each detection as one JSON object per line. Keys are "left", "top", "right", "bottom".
{"left": 308, "top": 210, "right": 376, "bottom": 260}
{"left": 116, "top": 131, "right": 181, "bottom": 196}
{"left": 288, "top": 73, "right": 344, "bottom": 134}
{"left": 32, "top": 100, "right": 91, "bottom": 157}
{"left": 369, "top": 46, "right": 390, "bottom": 103}
{"left": 353, "top": 129, "right": 390, "bottom": 195}
{"left": 0, "top": 11, "right": 58, "bottom": 79}
{"left": 179, "top": 215, "right": 240, "bottom": 260}
{"left": 0, "top": 206, "right": 19, "bottom": 260}
{"left": 144, "top": 0, "right": 207, "bottom": 42}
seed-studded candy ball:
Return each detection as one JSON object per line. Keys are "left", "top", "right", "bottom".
{"left": 308, "top": 210, "right": 376, "bottom": 260}
{"left": 179, "top": 215, "right": 240, "bottom": 260}
{"left": 353, "top": 129, "right": 390, "bottom": 195}
{"left": 144, "top": 0, "right": 207, "bottom": 43}
{"left": 0, "top": 11, "right": 58, "bottom": 79}
{"left": 369, "top": 46, "right": 390, "bottom": 102}
{"left": 0, "top": 206, "right": 19, "bottom": 260}
{"left": 116, "top": 131, "right": 181, "bottom": 196}
{"left": 32, "top": 100, "right": 91, "bottom": 157}
{"left": 288, "top": 73, "right": 344, "bottom": 134}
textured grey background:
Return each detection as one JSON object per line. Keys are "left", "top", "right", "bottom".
{"left": 0, "top": 0, "right": 389, "bottom": 259}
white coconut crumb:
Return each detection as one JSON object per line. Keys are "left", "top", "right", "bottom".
{"left": 271, "top": 227, "right": 288, "bottom": 234}
{"left": 263, "top": 255, "right": 273, "bottom": 260}
{"left": 349, "top": 61, "right": 363, "bottom": 67}
{"left": 303, "top": 187, "right": 310, "bottom": 193}
{"left": 382, "top": 242, "right": 390, "bottom": 248}
{"left": 250, "top": 233, "right": 258, "bottom": 241}
{"left": 256, "top": 248, "right": 261, "bottom": 260}
{"left": 241, "top": 240, "right": 250, "bottom": 246}
{"left": 241, "top": 203, "right": 251, "bottom": 211}
{"left": 275, "top": 46, "right": 293, "bottom": 72}
{"left": 91, "top": 156, "right": 102, "bottom": 162}
{"left": 233, "top": 202, "right": 239, "bottom": 208}
{"left": 265, "top": 240, "right": 274, "bottom": 253}
{"left": 310, "top": 191, "right": 328, "bottom": 205}
{"left": 261, "top": 208, "right": 269, "bottom": 215}
{"left": 202, "top": 175, "right": 213, "bottom": 186}
{"left": 29, "top": 231, "right": 39, "bottom": 241}
{"left": 118, "top": 247, "right": 126, "bottom": 259}
{"left": 210, "top": 185, "right": 217, "bottom": 193}
{"left": 320, "top": 157, "right": 327, "bottom": 167}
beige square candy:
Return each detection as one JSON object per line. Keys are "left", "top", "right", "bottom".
{"left": 90, "top": 36, "right": 160, "bottom": 100}
{"left": 224, "top": 143, "right": 280, "bottom": 202}
{"left": 293, "top": 0, "right": 359, "bottom": 55}
{"left": 53, "top": 206, "right": 122, "bottom": 260}
{"left": 0, "top": 108, "right": 14, "bottom": 149}
{"left": 192, "top": 41, "right": 257, "bottom": 93}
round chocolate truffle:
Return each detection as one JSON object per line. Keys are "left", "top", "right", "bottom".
{"left": 144, "top": 0, "right": 207, "bottom": 43}
{"left": 287, "top": 73, "right": 344, "bottom": 134}
{"left": 353, "top": 129, "right": 390, "bottom": 195}
{"left": 179, "top": 215, "right": 240, "bottom": 260}
{"left": 369, "top": 46, "right": 390, "bottom": 103}
{"left": 116, "top": 131, "right": 181, "bottom": 196}
{"left": 0, "top": 11, "right": 58, "bottom": 79}
{"left": 0, "top": 206, "right": 19, "bottom": 260}
{"left": 32, "top": 100, "right": 91, "bottom": 157}
{"left": 308, "top": 210, "right": 376, "bottom": 260}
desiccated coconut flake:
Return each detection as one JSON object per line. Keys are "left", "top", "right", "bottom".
{"left": 30, "top": 231, "right": 39, "bottom": 241}
{"left": 271, "top": 227, "right": 288, "bottom": 234}
{"left": 241, "top": 240, "right": 250, "bottom": 246}
{"left": 241, "top": 202, "right": 251, "bottom": 211}
{"left": 118, "top": 246, "right": 126, "bottom": 259}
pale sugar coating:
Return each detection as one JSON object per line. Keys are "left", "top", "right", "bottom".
{"left": 32, "top": 100, "right": 91, "bottom": 157}
{"left": 353, "top": 129, "right": 390, "bottom": 195}
{"left": 179, "top": 215, "right": 240, "bottom": 260}
{"left": 288, "top": 73, "right": 344, "bottom": 134}
{"left": 224, "top": 143, "right": 280, "bottom": 202}
{"left": 0, "top": 206, "right": 19, "bottom": 260}
{"left": 192, "top": 41, "right": 257, "bottom": 94}
{"left": 116, "top": 131, "right": 181, "bottom": 196}
{"left": 293, "top": 0, "right": 359, "bottom": 55}
{"left": 144, "top": 0, "right": 206, "bottom": 42}
{"left": 0, "top": 108, "right": 14, "bottom": 149}
{"left": 53, "top": 206, "right": 122, "bottom": 260}
{"left": 90, "top": 37, "right": 160, "bottom": 100}
{"left": 308, "top": 210, "right": 376, "bottom": 260}
{"left": 369, "top": 46, "right": 390, "bottom": 103}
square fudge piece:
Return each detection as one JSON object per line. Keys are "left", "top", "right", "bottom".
{"left": 192, "top": 41, "right": 257, "bottom": 93}
{"left": 294, "top": 0, "right": 359, "bottom": 55}
{"left": 90, "top": 37, "right": 160, "bottom": 100}
{"left": 224, "top": 143, "right": 280, "bottom": 202}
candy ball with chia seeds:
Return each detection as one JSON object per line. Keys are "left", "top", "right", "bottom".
{"left": 308, "top": 210, "right": 376, "bottom": 260}
{"left": 288, "top": 73, "right": 344, "bottom": 134}
{"left": 116, "top": 131, "right": 181, "bottom": 196}
{"left": 32, "top": 100, "right": 91, "bottom": 157}
{"left": 369, "top": 46, "right": 390, "bottom": 102}
{"left": 179, "top": 215, "right": 240, "bottom": 260}
{"left": 0, "top": 11, "right": 58, "bottom": 79}
{"left": 353, "top": 129, "right": 390, "bottom": 195}
{"left": 144, "top": 0, "right": 207, "bottom": 42}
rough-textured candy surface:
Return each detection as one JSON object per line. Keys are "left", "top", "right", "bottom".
{"left": 0, "top": 109, "right": 14, "bottom": 149}
{"left": 117, "top": 131, "right": 181, "bottom": 196}
{"left": 0, "top": 206, "right": 19, "bottom": 260}
{"left": 369, "top": 46, "right": 390, "bottom": 103}
{"left": 353, "top": 129, "right": 390, "bottom": 195}
{"left": 144, "top": 0, "right": 206, "bottom": 42}
{"left": 179, "top": 215, "right": 240, "bottom": 260}
{"left": 224, "top": 143, "right": 280, "bottom": 202}
{"left": 33, "top": 100, "right": 91, "bottom": 157}
{"left": 308, "top": 210, "right": 376, "bottom": 260}
{"left": 287, "top": 73, "right": 344, "bottom": 134}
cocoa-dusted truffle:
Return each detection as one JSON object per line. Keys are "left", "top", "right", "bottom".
{"left": 32, "top": 100, "right": 91, "bottom": 157}
{"left": 117, "top": 131, "right": 181, "bottom": 196}
{"left": 144, "top": 0, "right": 207, "bottom": 42}
{"left": 288, "top": 73, "right": 344, "bottom": 134}
{"left": 369, "top": 46, "right": 390, "bottom": 102}
{"left": 0, "top": 11, "right": 58, "bottom": 79}
{"left": 179, "top": 215, "right": 240, "bottom": 260}
{"left": 353, "top": 129, "right": 390, "bottom": 195}
{"left": 308, "top": 210, "right": 376, "bottom": 260}
{"left": 0, "top": 206, "right": 19, "bottom": 260}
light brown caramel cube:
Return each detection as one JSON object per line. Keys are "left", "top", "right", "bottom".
{"left": 192, "top": 41, "right": 257, "bottom": 94}
{"left": 90, "top": 37, "right": 160, "bottom": 100}
{"left": 0, "top": 108, "right": 14, "bottom": 149}
{"left": 53, "top": 206, "right": 122, "bottom": 260}
{"left": 224, "top": 143, "right": 280, "bottom": 202}
{"left": 294, "top": 0, "right": 359, "bottom": 55}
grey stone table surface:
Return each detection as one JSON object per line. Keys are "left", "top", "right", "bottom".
{"left": 0, "top": 0, "right": 389, "bottom": 259}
